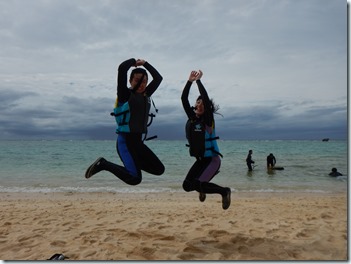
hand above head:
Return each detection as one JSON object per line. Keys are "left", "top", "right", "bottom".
{"left": 135, "top": 59, "right": 146, "bottom": 66}
{"left": 188, "top": 70, "right": 203, "bottom": 82}
{"left": 196, "top": 70, "right": 203, "bottom": 80}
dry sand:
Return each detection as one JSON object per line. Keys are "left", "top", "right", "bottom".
{"left": 0, "top": 191, "right": 347, "bottom": 260}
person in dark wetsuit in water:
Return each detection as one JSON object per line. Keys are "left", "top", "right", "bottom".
{"left": 329, "top": 167, "right": 342, "bottom": 177}
{"left": 246, "top": 150, "right": 255, "bottom": 171}
{"left": 85, "top": 58, "right": 165, "bottom": 185}
{"left": 267, "top": 153, "right": 276, "bottom": 169}
{"left": 181, "top": 70, "right": 231, "bottom": 210}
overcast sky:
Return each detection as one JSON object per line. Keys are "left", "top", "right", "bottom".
{"left": 0, "top": 0, "right": 347, "bottom": 140}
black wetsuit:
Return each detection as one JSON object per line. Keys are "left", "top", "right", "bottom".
{"left": 92, "top": 58, "right": 165, "bottom": 185}
{"left": 181, "top": 80, "right": 227, "bottom": 197}
{"left": 246, "top": 153, "right": 254, "bottom": 171}
{"left": 267, "top": 155, "right": 276, "bottom": 168}
{"left": 329, "top": 171, "right": 342, "bottom": 177}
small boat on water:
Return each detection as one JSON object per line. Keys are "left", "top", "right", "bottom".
{"left": 322, "top": 138, "right": 329, "bottom": 142}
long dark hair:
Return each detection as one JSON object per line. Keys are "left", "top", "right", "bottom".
{"left": 197, "top": 95, "right": 222, "bottom": 116}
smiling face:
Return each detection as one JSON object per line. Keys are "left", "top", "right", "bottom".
{"left": 130, "top": 73, "right": 148, "bottom": 93}
{"left": 194, "top": 98, "right": 204, "bottom": 116}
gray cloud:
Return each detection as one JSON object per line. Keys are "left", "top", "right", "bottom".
{"left": 0, "top": 0, "right": 347, "bottom": 140}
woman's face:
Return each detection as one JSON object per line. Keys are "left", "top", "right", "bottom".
{"left": 195, "top": 99, "right": 204, "bottom": 116}
{"left": 130, "top": 73, "right": 148, "bottom": 93}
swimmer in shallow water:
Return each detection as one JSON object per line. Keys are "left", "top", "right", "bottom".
{"left": 329, "top": 167, "right": 342, "bottom": 177}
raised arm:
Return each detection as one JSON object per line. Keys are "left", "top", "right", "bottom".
{"left": 181, "top": 80, "right": 195, "bottom": 119}
{"left": 143, "top": 61, "right": 163, "bottom": 97}
{"left": 181, "top": 70, "right": 202, "bottom": 119}
{"left": 195, "top": 72, "right": 213, "bottom": 126}
{"left": 117, "top": 58, "right": 136, "bottom": 102}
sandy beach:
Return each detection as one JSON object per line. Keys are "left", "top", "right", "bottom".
{"left": 0, "top": 191, "right": 347, "bottom": 261}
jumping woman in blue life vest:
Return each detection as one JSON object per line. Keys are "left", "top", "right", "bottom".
{"left": 85, "top": 58, "right": 165, "bottom": 185}
{"left": 181, "top": 70, "right": 231, "bottom": 210}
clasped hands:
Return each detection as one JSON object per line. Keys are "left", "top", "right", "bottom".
{"left": 135, "top": 59, "right": 146, "bottom": 66}
{"left": 188, "top": 70, "right": 203, "bottom": 82}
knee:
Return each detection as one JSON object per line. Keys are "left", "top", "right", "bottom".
{"left": 155, "top": 164, "right": 165, "bottom": 176}
{"left": 182, "top": 180, "right": 194, "bottom": 192}
{"left": 127, "top": 176, "right": 142, "bottom": 186}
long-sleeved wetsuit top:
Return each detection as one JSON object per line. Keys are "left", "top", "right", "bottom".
{"left": 267, "top": 155, "right": 276, "bottom": 167}
{"left": 181, "top": 79, "right": 213, "bottom": 127}
{"left": 117, "top": 58, "right": 162, "bottom": 103}
{"left": 181, "top": 80, "right": 225, "bottom": 196}
{"left": 116, "top": 58, "right": 162, "bottom": 133}
{"left": 246, "top": 154, "right": 254, "bottom": 164}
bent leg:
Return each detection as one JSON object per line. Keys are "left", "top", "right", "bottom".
{"left": 85, "top": 134, "right": 145, "bottom": 186}
{"left": 182, "top": 159, "right": 205, "bottom": 192}
{"left": 189, "top": 156, "right": 227, "bottom": 196}
{"left": 198, "top": 156, "right": 221, "bottom": 182}
{"left": 183, "top": 157, "right": 230, "bottom": 209}
{"left": 103, "top": 159, "right": 142, "bottom": 185}
{"left": 138, "top": 143, "right": 165, "bottom": 176}
{"left": 199, "top": 181, "right": 227, "bottom": 196}
{"left": 85, "top": 156, "right": 141, "bottom": 185}
{"left": 103, "top": 134, "right": 142, "bottom": 185}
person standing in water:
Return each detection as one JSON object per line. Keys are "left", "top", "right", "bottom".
{"left": 181, "top": 70, "right": 231, "bottom": 210}
{"left": 85, "top": 58, "right": 165, "bottom": 185}
{"left": 246, "top": 150, "right": 255, "bottom": 171}
{"left": 267, "top": 153, "right": 276, "bottom": 169}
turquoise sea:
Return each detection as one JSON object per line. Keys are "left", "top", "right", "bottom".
{"left": 0, "top": 140, "right": 347, "bottom": 194}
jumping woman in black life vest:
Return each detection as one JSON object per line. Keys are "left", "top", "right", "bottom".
{"left": 181, "top": 70, "right": 231, "bottom": 210}
{"left": 85, "top": 58, "right": 165, "bottom": 185}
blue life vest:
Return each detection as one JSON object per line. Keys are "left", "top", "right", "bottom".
{"left": 112, "top": 98, "right": 131, "bottom": 133}
{"left": 112, "top": 92, "right": 151, "bottom": 134}
{"left": 111, "top": 93, "right": 158, "bottom": 142}
{"left": 186, "top": 119, "right": 222, "bottom": 158}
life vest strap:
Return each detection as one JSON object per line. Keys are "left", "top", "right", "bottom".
{"left": 111, "top": 110, "right": 129, "bottom": 127}
{"left": 111, "top": 96, "right": 159, "bottom": 139}
{"left": 147, "top": 113, "right": 156, "bottom": 127}
{"left": 185, "top": 144, "right": 223, "bottom": 158}
{"left": 144, "top": 135, "right": 158, "bottom": 141}
{"left": 206, "top": 136, "right": 219, "bottom": 141}
{"left": 110, "top": 110, "right": 129, "bottom": 117}
{"left": 206, "top": 147, "right": 223, "bottom": 158}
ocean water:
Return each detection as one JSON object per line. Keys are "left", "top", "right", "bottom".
{"left": 0, "top": 140, "right": 347, "bottom": 194}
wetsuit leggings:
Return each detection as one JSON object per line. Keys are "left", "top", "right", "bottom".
{"left": 182, "top": 156, "right": 227, "bottom": 196}
{"left": 100, "top": 133, "right": 164, "bottom": 185}
{"left": 247, "top": 162, "right": 253, "bottom": 171}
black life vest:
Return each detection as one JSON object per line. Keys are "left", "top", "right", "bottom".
{"left": 185, "top": 119, "right": 222, "bottom": 158}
